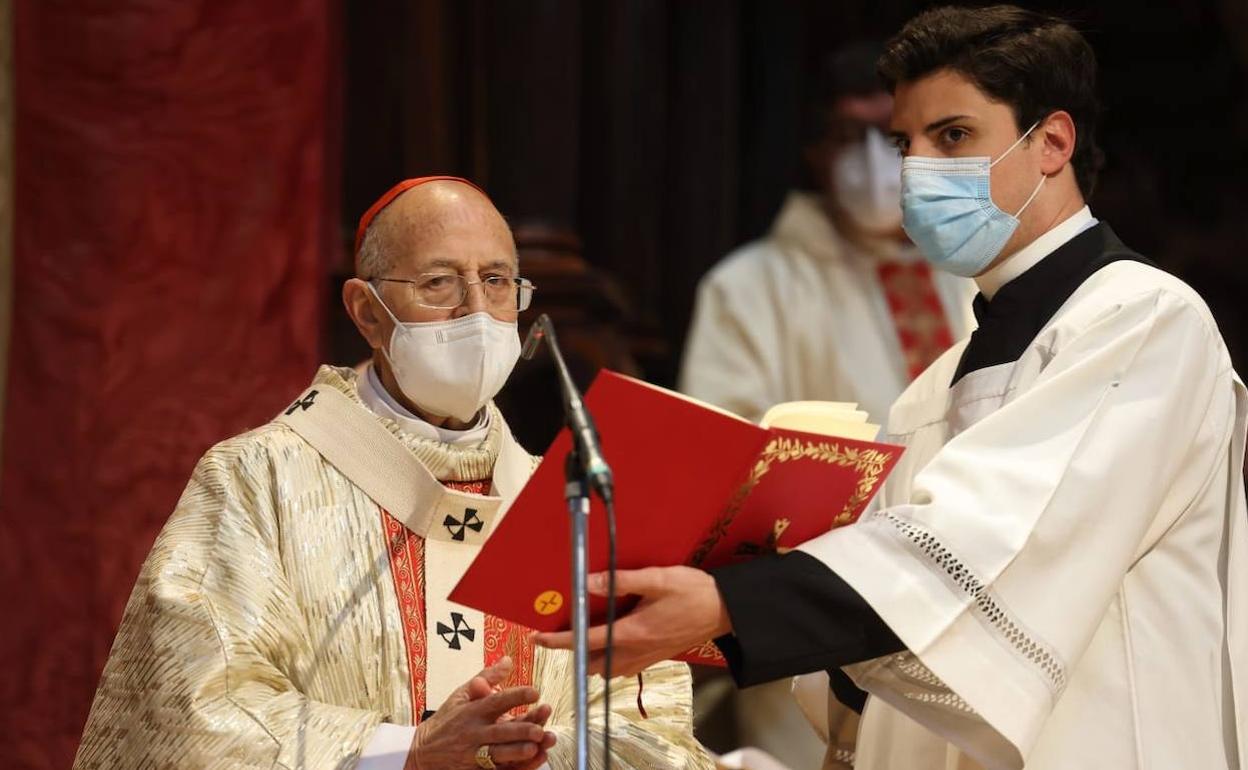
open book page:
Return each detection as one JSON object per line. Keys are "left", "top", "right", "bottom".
{"left": 760, "top": 401, "right": 881, "bottom": 441}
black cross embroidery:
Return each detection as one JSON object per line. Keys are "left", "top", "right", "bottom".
{"left": 285, "top": 390, "right": 318, "bottom": 415}
{"left": 436, "top": 612, "right": 476, "bottom": 650}
{"left": 443, "top": 508, "right": 484, "bottom": 541}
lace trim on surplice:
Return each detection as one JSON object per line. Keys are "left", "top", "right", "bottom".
{"left": 874, "top": 510, "right": 1069, "bottom": 698}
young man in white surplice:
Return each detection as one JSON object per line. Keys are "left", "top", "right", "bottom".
{"left": 538, "top": 7, "right": 1248, "bottom": 770}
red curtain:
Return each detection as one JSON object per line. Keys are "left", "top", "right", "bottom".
{"left": 1, "top": 3, "right": 338, "bottom": 766}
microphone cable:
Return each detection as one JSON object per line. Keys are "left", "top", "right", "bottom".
{"left": 602, "top": 490, "right": 617, "bottom": 770}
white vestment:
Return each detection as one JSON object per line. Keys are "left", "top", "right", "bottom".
{"left": 680, "top": 191, "right": 977, "bottom": 423}
{"left": 74, "top": 366, "right": 714, "bottom": 770}
{"left": 796, "top": 258, "right": 1248, "bottom": 769}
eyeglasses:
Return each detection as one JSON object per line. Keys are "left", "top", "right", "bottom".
{"left": 371, "top": 273, "right": 536, "bottom": 312}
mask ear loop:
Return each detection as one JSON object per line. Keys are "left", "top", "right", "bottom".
{"left": 987, "top": 118, "right": 1047, "bottom": 219}
{"left": 365, "top": 281, "right": 402, "bottom": 325}
{"left": 989, "top": 119, "right": 1043, "bottom": 168}
{"left": 365, "top": 281, "right": 404, "bottom": 374}
{"left": 1013, "top": 174, "right": 1047, "bottom": 218}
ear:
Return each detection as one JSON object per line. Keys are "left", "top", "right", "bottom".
{"left": 1038, "top": 110, "right": 1076, "bottom": 176}
{"left": 342, "top": 278, "right": 391, "bottom": 351}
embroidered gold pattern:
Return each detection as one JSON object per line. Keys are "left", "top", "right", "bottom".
{"left": 689, "top": 438, "right": 892, "bottom": 566}
{"left": 680, "top": 640, "right": 727, "bottom": 665}
{"left": 73, "top": 365, "right": 715, "bottom": 769}
{"left": 383, "top": 509, "right": 429, "bottom": 718}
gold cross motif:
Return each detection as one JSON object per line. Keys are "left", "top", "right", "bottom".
{"left": 533, "top": 590, "right": 564, "bottom": 615}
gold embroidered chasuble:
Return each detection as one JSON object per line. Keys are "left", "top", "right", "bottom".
{"left": 74, "top": 366, "right": 712, "bottom": 770}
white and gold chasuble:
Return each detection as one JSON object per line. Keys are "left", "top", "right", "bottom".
{"left": 74, "top": 366, "right": 713, "bottom": 770}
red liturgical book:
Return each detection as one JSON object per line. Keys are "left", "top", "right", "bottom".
{"left": 449, "top": 370, "right": 903, "bottom": 665}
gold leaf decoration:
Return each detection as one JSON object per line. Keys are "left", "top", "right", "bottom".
{"left": 689, "top": 438, "right": 891, "bottom": 567}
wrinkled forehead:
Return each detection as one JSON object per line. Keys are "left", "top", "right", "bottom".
{"left": 381, "top": 190, "right": 518, "bottom": 274}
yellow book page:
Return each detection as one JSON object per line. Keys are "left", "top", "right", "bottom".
{"left": 760, "top": 400, "right": 881, "bottom": 441}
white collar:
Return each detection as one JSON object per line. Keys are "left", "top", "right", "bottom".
{"left": 976, "top": 206, "right": 1098, "bottom": 300}
{"left": 357, "top": 362, "right": 491, "bottom": 447}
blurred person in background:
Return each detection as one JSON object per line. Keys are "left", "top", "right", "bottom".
{"left": 680, "top": 40, "right": 976, "bottom": 426}
{"left": 678, "top": 41, "right": 977, "bottom": 769}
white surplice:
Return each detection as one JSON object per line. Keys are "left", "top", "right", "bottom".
{"left": 681, "top": 190, "right": 976, "bottom": 769}
{"left": 795, "top": 256, "right": 1248, "bottom": 769}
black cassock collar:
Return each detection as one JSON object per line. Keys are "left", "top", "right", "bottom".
{"left": 951, "top": 223, "right": 1153, "bottom": 386}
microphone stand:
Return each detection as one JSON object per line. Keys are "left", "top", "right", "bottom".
{"left": 564, "top": 449, "right": 591, "bottom": 770}
{"left": 522, "top": 315, "right": 614, "bottom": 770}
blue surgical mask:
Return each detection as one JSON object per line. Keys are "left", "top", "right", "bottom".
{"left": 900, "top": 122, "right": 1045, "bottom": 277}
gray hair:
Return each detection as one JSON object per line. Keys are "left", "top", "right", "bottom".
{"left": 355, "top": 219, "right": 393, "bottom": 279}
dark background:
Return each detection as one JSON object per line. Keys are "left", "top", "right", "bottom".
{"left": 339, "top": 0, "right": 1248, "bottom": 389}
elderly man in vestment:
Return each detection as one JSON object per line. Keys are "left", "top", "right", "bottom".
{"left": 539, "top": 7, "right": 1248, "bottom": 770}
{"left": 74, "top": 177, "right": 714, "bottom": 770}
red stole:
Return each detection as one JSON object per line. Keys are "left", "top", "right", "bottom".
{"left": 382, "top": 478, "right": 536, "bottom": 721}
{"left": 876, "top": 261, "right": 956, "bottom": 380}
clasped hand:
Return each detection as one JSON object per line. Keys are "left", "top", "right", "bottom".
{"left": 405, "top": 656, "right": 556, "bottom": 770}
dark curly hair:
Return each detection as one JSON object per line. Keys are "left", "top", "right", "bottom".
{"left": 878, "top": 5, "right": 1105, "bottom": 197}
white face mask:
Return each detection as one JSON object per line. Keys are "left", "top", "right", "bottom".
{"left": 368, "top": 283, "right": 521, "bottom": 422}
{"left": 832, "top": 126, "right": 904, "bottom": 233}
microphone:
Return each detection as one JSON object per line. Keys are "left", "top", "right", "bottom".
{"left": 522, "top": 315, "right": 614, "bottom": 503}
{"left": 524, "top": 314, "right": 619, "bottom": 769}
